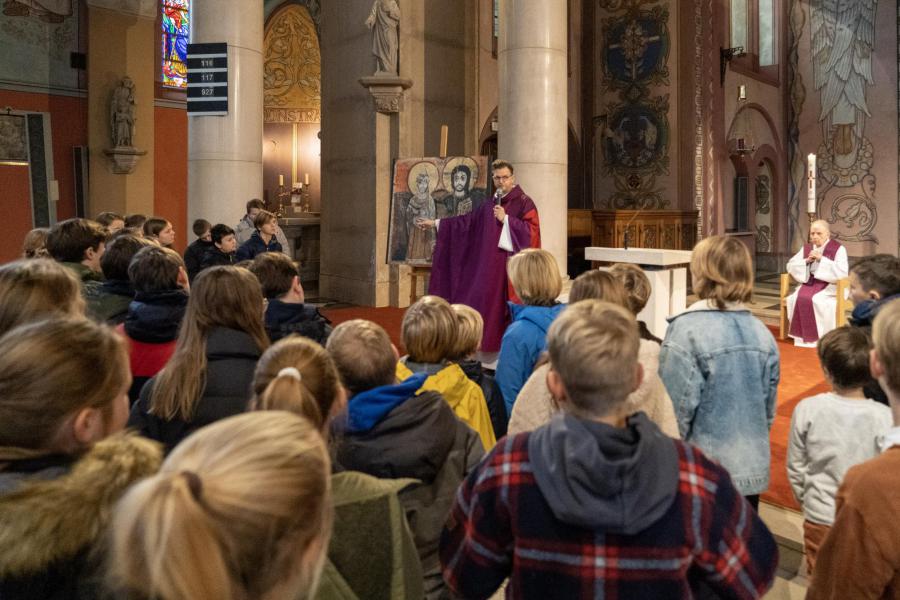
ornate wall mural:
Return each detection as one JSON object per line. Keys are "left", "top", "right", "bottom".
{"left": 596, "top": 1, "right": 671, "bottom": 210}
{"left": 789, "top": 0, "right": 896, "bottom": 253}
{"left": 264, "top": 4, "right": 321, "bottom": 124}
{"left": 811, "top": 0, "right": 879, "bottom": 243}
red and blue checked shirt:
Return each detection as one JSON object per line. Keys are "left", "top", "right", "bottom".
{"left": 440, "top": 432, "right": 778, "bottom": 599}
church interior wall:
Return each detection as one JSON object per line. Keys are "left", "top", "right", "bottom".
{"left": 475, "top": 0, "right": 498, "bottom": 149}
{"left": 86, "top": 6, "right": 156, "bottom": 222}
{"left": 423, "top": 0, "right": 470, "bottom": 156}
{"left": 153, "top": 105, "right": 187, "bottom": 249}
{"left": 592, "top": 0, "right": 679, "bottom": 212}
{"left": 319, "top": 0, "right": 391, "bottom": 306}
{"left": 788, "top": 0, "right": 898, "bottom": 257}
{"left": 0, "top": 88, "right": 86, "bottom": 238}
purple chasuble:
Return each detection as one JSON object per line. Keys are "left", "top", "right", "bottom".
{"left": 789, "top": 238, "right": 841, "bottom": 343}
{"left": 429, "top": 186, "right": 539, "bottom": 352}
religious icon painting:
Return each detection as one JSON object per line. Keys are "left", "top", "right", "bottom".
{"left": 0, "top": 115, "right": 28, "bottom": 165}
{"left": 387, "top": 155, "right": 490, "bottom": 265}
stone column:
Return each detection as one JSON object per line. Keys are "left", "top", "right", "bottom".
{"left": 188, "top": 0, "right": 263, "bottom": 228}
{"left": 498, "top": 0, "right": 568, "bottom": 275}
{"left": 85, "top": 1, "right": 156, "bottom": 218}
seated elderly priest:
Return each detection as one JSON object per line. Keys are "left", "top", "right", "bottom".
{"left": 786, "top": 220, "right": 848, "bottom": 347}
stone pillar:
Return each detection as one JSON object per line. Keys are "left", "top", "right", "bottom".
{"left": 188, "top": 0, "right": 263, "bottom": 228}
{"left": 86, "top": 1, "right": 156, "bottom": 218}
{"left": 321, "top": 1, "right": 419, "bottom": 307}
{"left": 498, "top": 0, "right": 568, "bottom": 275}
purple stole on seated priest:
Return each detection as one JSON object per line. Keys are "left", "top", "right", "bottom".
{"left": 789, "top": 238, "right": 841, "bottom": 343}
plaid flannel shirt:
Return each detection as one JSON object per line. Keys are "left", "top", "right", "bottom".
{"left": 440, "top": 432, "right": 778, "bottom": 599}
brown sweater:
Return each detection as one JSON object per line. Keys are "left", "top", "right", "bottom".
{"left": 808, "top": 446, "right": 900, "bottom": 599}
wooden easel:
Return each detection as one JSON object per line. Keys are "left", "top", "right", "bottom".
{"left": 409, "top": 125, "right": 449, "bottom": 304}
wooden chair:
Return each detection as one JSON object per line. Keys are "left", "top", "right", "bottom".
{"left": 779, "top": 274, "right": 851, "bottom": 340}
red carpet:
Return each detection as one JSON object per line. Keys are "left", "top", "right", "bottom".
{"left": 321, "top": 308, "right": 821, "bottom": 512}
{"left": 764, "top": 326, "right": 828, "bottom": 511}
{"left": 321, "top": 306, "right": 408, "bottom": 355}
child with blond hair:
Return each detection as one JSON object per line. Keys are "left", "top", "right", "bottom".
{"left": 659, "top": 236, "right": 779, "bottom": 509}
{"left": 327, "top": 319, "right": 483, "bottom": 600}
{"left": 106, "top": 412, "right": 330, "bottom": 600}
{"left": 396, "top": 295, "right": 496, "bottom": 450}
{"left": 0, "top": 258, "right": 85, "bottom": 336}
{"left": 508, "top": 269, "right": 679, "bottom": 438}
{"left": 449, "top": 303, "right": 508, "bottom": 439}
{"left": 441, "top": 300, "right": 777, "bottom": 599}
{"left": 495, "top": 248, "right": 564, "bottom": 414}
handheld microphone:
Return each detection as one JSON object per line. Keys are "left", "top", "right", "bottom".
{"left": 494, "top": 190, "right": 502, "bottom": 206}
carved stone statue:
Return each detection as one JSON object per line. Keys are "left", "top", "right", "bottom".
{"left": 365, "top": 0, "right": 400, "bottom": 75}
{"left": 110, "top": 76, "right": 136, "bottom": 148}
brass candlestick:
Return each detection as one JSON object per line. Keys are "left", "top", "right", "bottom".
{"left": 300, "top": 184, "right": 312, "bottom": 213}
{"left": 275, "top": 184, "right": 291, "bottom": 218}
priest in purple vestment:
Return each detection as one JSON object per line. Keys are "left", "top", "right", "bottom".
{"left": 786, "top": 220, "right": 849, "bottom": 347}
{"left": 418, "top": 160, "right": 541, "bottom": 354}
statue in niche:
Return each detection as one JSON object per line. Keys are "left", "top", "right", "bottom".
{"left": 110, "top": 76, "right": 136, "bottom": 148}
{"left": 365, "top": 0, "right": 400, "bottom": 75}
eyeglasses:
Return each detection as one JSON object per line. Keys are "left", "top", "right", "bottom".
{"left": 493, "top": 175, "right": 511, "bottom": 181}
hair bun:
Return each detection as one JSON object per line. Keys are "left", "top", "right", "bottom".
{"left": 278, "top": 367, "right": 302, "bottom": 382}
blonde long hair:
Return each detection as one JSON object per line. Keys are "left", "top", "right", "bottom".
{"left": 106, "top": 412, "right": 332, "bottom": 600}
{"left": 149, "top": 267, "right": 269, "bottom": 420}
{"left": 690, "top": 235, "right": 753, "bottom": 310}
{"left": 251, "top": 336, "right": 342, "bottom": 431}
{"left": 0, "top": 259, "right": 85, "bottom": 337}
{"left": 0, "top": 318, "right": 129, "bottom": 450}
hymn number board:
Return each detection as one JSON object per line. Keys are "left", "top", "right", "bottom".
{"left": 186, "top": 43, "right": 228, "bottom": 116}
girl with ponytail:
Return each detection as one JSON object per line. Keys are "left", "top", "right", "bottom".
{"left": 251, "top": 337, "right": 425, "bottom": 599}
{"left": 128, "top": 266, "right": 269, "bottom": 451}
{"left": 106, "top": 412, "right": 331, "bottom": 600}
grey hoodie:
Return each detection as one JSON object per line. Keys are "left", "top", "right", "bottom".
{"left": 528, "top": 411, "right": 679, "bottom": 534}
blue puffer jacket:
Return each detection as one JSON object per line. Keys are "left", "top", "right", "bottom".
{"left": 496, "top": 303, "right": 566, "bottom": 415}
{"left": 658, "top": 300, "right": 780, "bottom": 496}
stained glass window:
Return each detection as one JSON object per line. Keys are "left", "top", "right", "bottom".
{"left": 161, "top": 0, "right": 190, "bottom": 88}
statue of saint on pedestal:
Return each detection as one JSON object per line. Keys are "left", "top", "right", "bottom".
{"left": 110, "top": 76, "right": 136, "bottom": 148}
{"left": 365, "top": 0, "right": 400, "bottom": 75}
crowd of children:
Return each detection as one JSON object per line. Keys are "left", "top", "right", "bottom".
{"left": 1, "top": 207, "right": 900, "bottom": 599}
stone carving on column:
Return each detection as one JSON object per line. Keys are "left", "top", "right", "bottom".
{"left": 365, "top": 0, "right": 400, "bottom": 75}
{"left": 103, "top": 76, "right": 146, "bottom": 174}
{"left": 359, "top": 75, "right": 412, "bottom": 114}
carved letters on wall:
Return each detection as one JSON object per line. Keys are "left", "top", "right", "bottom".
{"left": 264, "top": 4, "right": 321, "bottom": 124}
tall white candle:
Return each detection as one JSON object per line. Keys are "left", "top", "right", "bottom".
{"left": 304, "top": 172, "right": 310, "bottom": 186}
{"left": 807, "top": 154, "right": 816, "bottom": 213}
{"left": 278, "top": 174, "right": 284, "bottom": 186}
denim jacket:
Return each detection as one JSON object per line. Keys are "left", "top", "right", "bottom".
{"left": 658, "top": 300, "right": 780, "bottom": 495}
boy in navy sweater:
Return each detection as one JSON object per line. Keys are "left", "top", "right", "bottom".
{"left": 248, "top": 252, "right": 330, "bottom": 344}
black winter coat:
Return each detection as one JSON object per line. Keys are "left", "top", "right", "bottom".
{"left": 127, "top": 327, "right": 263, "bottom": 453}
{"left": 264, "top": 299, "right": 332, "bottom": 344}
{"left": 334, "top": 390, "right": 483, "bottom": 599}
